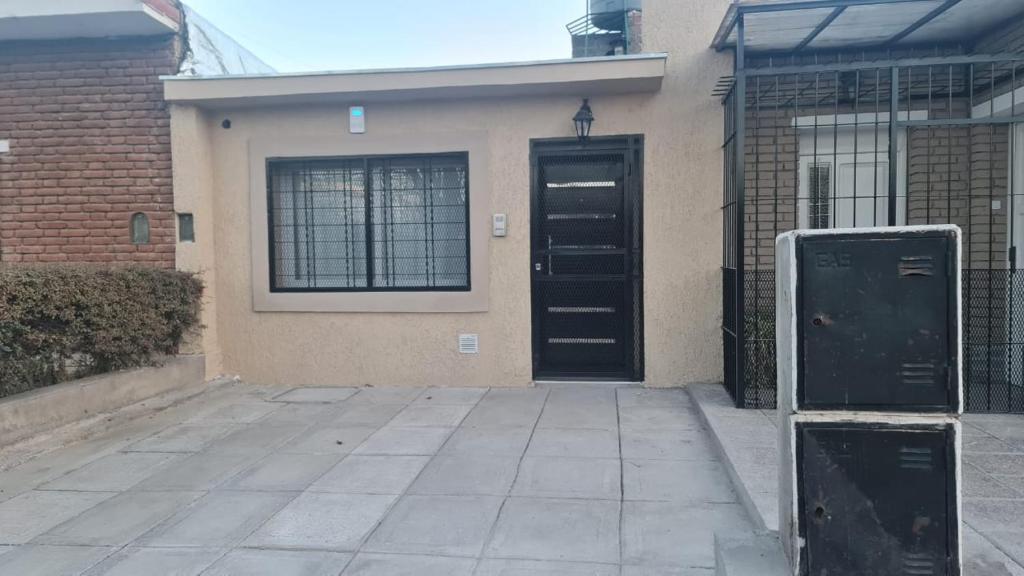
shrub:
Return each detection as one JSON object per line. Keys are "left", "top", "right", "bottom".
{"left": 0, "top": 265, "right": 203, "bottom": 399}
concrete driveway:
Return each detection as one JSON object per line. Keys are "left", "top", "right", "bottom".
{"left": 0, "top": 381, "right": 749, "bottom": 575}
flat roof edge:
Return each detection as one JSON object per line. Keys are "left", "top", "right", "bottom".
{"left": 162, "top": 54, "right": 668, "bottom": 108}
{"left": 161, "top": 53, "right": 669, "bottom": 83}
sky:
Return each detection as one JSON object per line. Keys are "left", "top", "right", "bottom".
{"left": 182, "top": 0, "right": 588, "bottom": 73}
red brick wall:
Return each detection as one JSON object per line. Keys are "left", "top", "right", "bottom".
{"left": 0, "top": 36, "right": 180, "bottom": 267}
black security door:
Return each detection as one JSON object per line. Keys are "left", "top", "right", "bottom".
{"left": 530, "top": 136, "right": 643, "bottom": 380}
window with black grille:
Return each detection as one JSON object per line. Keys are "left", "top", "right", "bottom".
{"left": 808, "top": 163, "right": 831, "bottom": 229}
{"left": 267, "top": 153, "right": 470, "bottom": 292}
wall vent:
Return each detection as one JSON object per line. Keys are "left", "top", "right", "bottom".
{"left": 459, "top": 334, "right": 479, "bottom": 354}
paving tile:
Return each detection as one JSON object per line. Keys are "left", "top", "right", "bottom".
{"left": 963, "top": 526, "right": 1024, "bottom": 576}
{"left": 0, "top": 439, "right": 138, "bottom": 503}
{"left": 967, "top": 454, "right": 1024, "bottom": 477}
{"left": 221, "top": 453, "right": 343, "bottom": 491}
{"left": 245, "top": 492, "right": 397, "bottom": 551}
{"left": 347, "top": 388, "right": 424, "bottom": 405}
{"left": 140, "top": 491, "right": 294, "bottom": 547}
{"left": 203, "top": 423, "right": 309, "bottom": 454}
{"left": 623, "top": 459, "right": 736, "bottom": 504}
{"left": 273, "top": 387, "right": 360, "bottom": 403}
{"left": 986, "top": 531, "right": 1024, "bottom": 567}
{"left": 621, "top": 501, "right": 753, "bottom": 568}
{"left": 279, "top": 426, "right": 378, "bottom": 455}
{"left": 409, "top": 455, "right": 520, "bottom": 496}
{"left": 341, "top": 552, "right": 476, "bottom": 575}
{"left": 461, "top": 389, "right": 548, "bottom": 428}
{"left": 475, "top": 559, "right": 620, "bottom": 575}
{"left": 512, "top": 457, "right": 620, "bottom": 500}
{"left": 123, "top": 424, "right": 236, "bottom": 453}
{"left": 620, "top": 428, "right": 717, "bottom": 461}
{"left": 537, "top": 389, "right": 619, "bottom": 430}
{"left": 526, "top": 428, "right": 619, "bottom": 459}
{"left": 388, "top": 404, "right": 473, "bottom": 427}
{"left": 485, "top": 497, "right": 620, "bottom": 564}
{"left": 621, "top": 566, "right": 715, "bottom": 576}
{"left": 617, "top": 387, "right": 691, "bottom": 408}
{"left": 619, "top": 405, "right": 700, "bottom": 430}
{"left": 0, "top": 490, "right": 115, "bottom": 545}
{"left": 364, "top": 494, "right": 504, "bottom": 557}
{"left": 0, "top": 545, "right": 114, "bottom": 576}
{"left": 83, "top": 547, "right": 222, "bottom": 576}
{"left": 964, "top": 463, "right": 1024, "bottom": 499}
{"left": 412, "top": 388, "right": 488, "bottom": 405}
{"left": 35, "top": 490, "right": 203, "bottom": 547}
{"left": 439, "top": 427, "right": 533, "bottom": 457}
{"left": 202, "top": 549, "right": 352, "bottom": 576}
{"left": 965, "top": 499, "right": 1024, "bottom": 534}
{"left": 325, "top": 403, "right": 406, "bottom": 427}
{"left": 258, "top": 403, "right": 338, "bottom": 424}
{"left": 962, "top": 432, "right": 1019, "bottom": 454}
{"left": 133, "top": 451, "right": 260, "bottom": 491}
{"left": 40, "top": 452, "right": 182, "bottom": 492}
{"left": 353, "top": 426, "right": 454, "bottom": 455}
{"left": 188, "top": 401, "right": 278, "bottom": 424}
{"left": 309, "top": 456, "right": 430, "bottom": 494}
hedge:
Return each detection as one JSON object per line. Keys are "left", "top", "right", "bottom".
{"left": 0, "top": 265, "right": 203, "bottom": 399}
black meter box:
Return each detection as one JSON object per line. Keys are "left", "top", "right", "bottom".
{"left": 779, "top": 417, "right": 962, "bottom": 576}
{"left": 776, "top": 226, "right": 962, "bottom": 413}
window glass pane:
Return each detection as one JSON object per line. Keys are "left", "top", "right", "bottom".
{"left": 178, "top": 213, "right": 195, "bottom": 242}
{"left": 809, "top": 163, "right": 831, "bottom": 229}
{"left": 131, "top": 213, "right": 150, "bottom": 245}
{"left": 269, "top": 160, "right": 367, "bottom": 289}
{"left": 267, "top": 153, "right": 468, "bottom": 291}
{"left": 369, "top": 156, "right": 469, "bottom": 289}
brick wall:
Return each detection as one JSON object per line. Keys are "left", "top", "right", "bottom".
{"left": 739, "top": 71, "right": 1011, "bottom": 271}
{"left": 0, "top": 36, "right": 180, "bottom": 267}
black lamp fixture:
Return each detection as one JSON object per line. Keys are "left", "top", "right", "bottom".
{"left": 573, "top": 98, "right": 595, "bottom": 143}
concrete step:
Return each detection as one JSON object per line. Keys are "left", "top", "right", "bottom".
{"left": 715, "top": 533, "right": 790, "bottom": 576}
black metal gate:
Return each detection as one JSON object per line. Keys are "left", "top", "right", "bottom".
{"left": 531, "top": 136, "right": 644, "bottom": 381}
{"left": 721, "top": 48, "right": 1024, "bottom": 413}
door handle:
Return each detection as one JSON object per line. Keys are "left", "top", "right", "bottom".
{"left": 535, "top": 263, "right": 542, "bottom": 272}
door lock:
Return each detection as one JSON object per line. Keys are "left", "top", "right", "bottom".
{"left": 535, "top": 263, "right": 542, "bottom": 271}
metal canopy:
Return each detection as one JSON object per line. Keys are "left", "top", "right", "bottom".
{"left": 712, "top": 0, "right": 1024, "bottom": 53}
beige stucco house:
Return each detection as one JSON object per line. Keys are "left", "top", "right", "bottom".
{"left": 165, "top": 0, "right": 728, "bottom": 389}
{"left": 164, "top": 0, "right": 1024, "bottom": 417}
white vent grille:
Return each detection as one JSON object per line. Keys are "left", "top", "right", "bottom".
{"left": 458, "top": 334, "right": 479, "bottom": 354}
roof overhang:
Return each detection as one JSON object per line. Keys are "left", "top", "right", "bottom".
{"left": 0, "top": 0, "right": 180, "bottom": 41}
{"left": 161, "top": 54, "right": 667, "bottom": 109}
{"left": 712, "top": 0, "right": 1024, "bottom": 54}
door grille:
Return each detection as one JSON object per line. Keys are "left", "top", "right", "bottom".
{"left": 531, "top": 138, "right": 644, "bottom": 380}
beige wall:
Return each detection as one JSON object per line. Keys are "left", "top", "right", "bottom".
{"left": 172, "top": 104, "right": 223, "bottom": 378}
{"left": 172, "top": 0, "right": 730, "bottom": 388}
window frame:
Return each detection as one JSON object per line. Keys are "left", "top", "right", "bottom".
{"left": 266, "top": 152, "right": 472, "bottom": 294}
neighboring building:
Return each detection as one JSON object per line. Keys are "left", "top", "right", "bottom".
{"left": 716, "top": 0, "right": 1024, "bottom": 415}
{"left": 0, "top": 0, "right": 271, "bottom": 267}
{"left": 568, "top": 0, "right": 643, "bottom": 58}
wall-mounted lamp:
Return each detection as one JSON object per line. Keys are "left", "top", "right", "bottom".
{"left": 573, "top": 99, "right": 594, "bottom": 143}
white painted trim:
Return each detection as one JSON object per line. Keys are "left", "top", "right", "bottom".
{"left": 795, "top": 127, "right": 909, "bottom": 229}
{"left": 972, "top": 85, "right": 1024, "bottom": 118}
{"left": 790, "top": 110, "right": 927, "bottom": 128}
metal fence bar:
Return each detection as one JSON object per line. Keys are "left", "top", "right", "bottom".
{"left": 721, "top": 52, "right": 1024, "bottom": 412}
